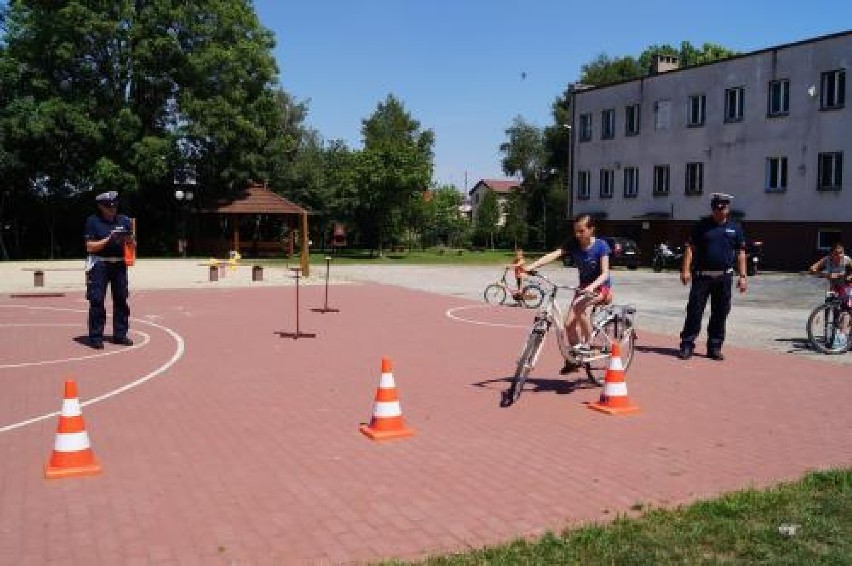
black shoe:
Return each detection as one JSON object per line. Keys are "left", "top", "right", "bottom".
{"left": 560, "top": 360, "right": 580, "bottom": 374}
{"left": 707, "top": 348, "right": 725, "bottom": 361}
{"left": 112, "top": 336, "right": 134, "bottom": 346}
{"left": 677, "top": 344, "right": 694, "bottom": 360}
{"left": 87, "top": 338, "right": 104, "bottom": 350}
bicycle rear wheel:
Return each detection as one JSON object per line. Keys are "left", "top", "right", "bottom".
{"left": 520, "top": 284, "right": 545, "bottom": 309}
{"left": 807, "top": 303, "right": 849, "bottom": 354}
{"left": 502, "top": 329, "right": 546, "bottom": 407}
{"left": 585, "top": 318, "right": 636, "bottom": 385}
{"left": 484, "top": 284, "right": 507, "bottom": 305}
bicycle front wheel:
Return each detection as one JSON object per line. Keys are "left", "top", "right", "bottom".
{"left": 585, "top": 319, "right": 636, "bottom": 385}
{"left": 807, "top": 303, "right": 849, "bottom": 354}
{"left": 520, "top": 284, "right": 545, "bottom": 309}
{"left": 484, "top": 284, "right": 507, "bottom": 305}
{"left": 502, "top": 329, "right": 546, "bottom": 407}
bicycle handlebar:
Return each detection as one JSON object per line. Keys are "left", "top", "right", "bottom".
{"left": 526, "top": 270, "right": 596, "bottom": 297}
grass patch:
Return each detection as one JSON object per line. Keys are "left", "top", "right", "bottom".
{"left": 251, "top": 249, "right": 544, "bottom": 266}
{"left": 389, "top": 469, "right": 851, "bottom": 565}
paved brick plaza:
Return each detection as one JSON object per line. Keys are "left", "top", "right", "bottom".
{"left": 1, "top": 284, "right": 850, "bottom": 564}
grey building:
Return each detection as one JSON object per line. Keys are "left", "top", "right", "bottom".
{"left": 571, "top": 30, "right": 850, "bottom": 269}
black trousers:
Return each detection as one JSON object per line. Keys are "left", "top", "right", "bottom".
{"left": 679, "top": 273, "right": 732, "bottom": 350}
{"left": 87, "top": 261, "right": 130, "bottom": 341}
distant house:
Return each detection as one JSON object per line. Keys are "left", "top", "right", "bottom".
{"left": 468, "top": 178, "right": 521, "bottom": 226}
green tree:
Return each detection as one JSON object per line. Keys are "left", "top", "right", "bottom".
{"left": 501, "top": 188, "right": 527, "bottom": 250}
{"left": 422, "top": 185, "right": 467, "bottom": 248}
{"left": 475, "top": 189, "right": 499, "bottom": 249}
{"left": 0, "top": 0, "right": 296, "bottom": 257}
{"left": 352, "top": 94, "right": 434, "bottom": 254}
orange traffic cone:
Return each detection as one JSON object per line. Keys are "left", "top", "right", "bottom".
{"left": 360, "top": 357, "right": 415, "bottom": 441}
{"left": 588, "top": 342, "right": 640, "bottom": 415}
{"left": 45, "top": 380, "right": 102, "bottom": 479}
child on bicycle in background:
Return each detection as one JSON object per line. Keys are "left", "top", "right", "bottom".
{"left": 809, "top": 241, "right": 851, "bottom": 295}
{"left": 511, "top": 249, "right": 526, "bottom": 300}
{"left": 835, "top": 264, "right": 852, "bottom": 351}
{"left": 523, "top": 214, "right": 612, "bottom": 373}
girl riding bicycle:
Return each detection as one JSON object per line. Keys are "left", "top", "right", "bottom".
{"left": 523, "top": 214, "right": 612, "bottom": 373}
{"left": 809, "top": 241, "right": 851, "bottom": 295}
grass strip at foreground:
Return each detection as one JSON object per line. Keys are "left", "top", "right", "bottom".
{"left": 393, "top": 469, "right": 851, "bottom": 565}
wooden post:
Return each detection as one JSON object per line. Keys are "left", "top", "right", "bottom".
{"left": 300, "top": 212, "right": 310, "bottom": 277}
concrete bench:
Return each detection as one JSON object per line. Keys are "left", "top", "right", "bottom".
{"left": 21, "top": 267, "right": 85, "bottom": 287}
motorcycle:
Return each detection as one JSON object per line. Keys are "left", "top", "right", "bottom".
{"left": 746, "top": 241, "right": 764, "bottom": 276}
{"left": 652, "top": 242, "right": 684, "bottom": 272}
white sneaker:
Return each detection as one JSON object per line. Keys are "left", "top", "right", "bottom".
{"left": 831, "top": 334, "right": 848, "bottom": 350}
{"left": 571, "top": 343, "right": 592, "bottom": 356}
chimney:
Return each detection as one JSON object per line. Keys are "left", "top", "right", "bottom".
{"left": 651, "top": 55, "right": 680, "bottom": 74}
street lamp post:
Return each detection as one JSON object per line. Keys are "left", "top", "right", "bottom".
{"left": 174, "top": 166, "right": 197, "bottom": 257}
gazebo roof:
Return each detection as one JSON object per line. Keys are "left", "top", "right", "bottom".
{"left": 204, "top": 183, "right": 307, "bottom": 215}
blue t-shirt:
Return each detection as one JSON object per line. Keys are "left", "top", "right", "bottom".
{"left": 564, "top": 238, "right": 612, "bottom": 288}
{"left": 84, "top": 213, "right": 132, "bottom": 257}
{"left": 689, "top": 218, "right": 745, "bottom": 271}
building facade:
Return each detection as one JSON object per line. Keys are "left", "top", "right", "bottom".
{"left": 468, "top": 178, "right": 520, "bottom": 227}
{"left": 571, "top": 30, "right": 850, "bottom": 269}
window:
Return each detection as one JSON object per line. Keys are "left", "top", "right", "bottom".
{"left": 818, "top": 152, "right": 843, "bottom": 191}
{"left": 577, "top": 171, "right": 591, "bottom": 200}
{"left": 599, "top": 169, "right": 614, "bottom": 198}
{"left": 625, "top": 104, "right": 640, "bottom": 136}
{"left": 685, "top": 162, "right": 703, "bottom": 195}
{"left": 579, "top": 113, "right": 592, "bottom": 141}
{"left": 601, "top": 109, "right": 615, "bottom": 139}
{"left": 623, "top": 167, "right": 639, "bottom": 198}
{"left": 687, "top": 95, "right": 706, "bottom": 127}
{"left": 820, "top": 70, "right": 846, "bottom": 110}
{"left": 767, "top": 79, "right": 790, "bottom": 116}
{"left": 653, "top": 165, "right": 670, "bottom": 196}
{"left": 654, "top": 99, "right": 671, "bottom": 130}
{"left": 725, "top": 87, "right": 744, "bottom": 122}
{"left": 817, "top": 229, "right": 842, "bottom": 251}
{"left": 766, "top": 157, "right": 788, "bottom": 192}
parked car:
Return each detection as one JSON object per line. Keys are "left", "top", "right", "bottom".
{"left": 561, "top": 236, "right": 641, "bottom": 269}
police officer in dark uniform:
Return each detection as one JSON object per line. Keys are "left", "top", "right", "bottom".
{"left": 84, "top": 191, "right": 134, "bottom": 349}
{"left": 678, "top": 193, "right": 748, "bottom": 361}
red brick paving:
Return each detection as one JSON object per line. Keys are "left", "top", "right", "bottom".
{"left": 1, "top": 285, "right": 851, "bottom": 564}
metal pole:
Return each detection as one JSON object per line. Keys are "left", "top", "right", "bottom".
{"left": 275, "top": 266, "right": 317, "bottom": 338}
{"left": 311, "top": 256, "right": 339, "bottom": 313}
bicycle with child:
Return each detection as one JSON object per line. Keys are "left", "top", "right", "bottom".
{"left": 483, "top": 266, "right": 545, "bottom": 309}
{"left": 501, "top": 271, "right": 637, "bottom": 407}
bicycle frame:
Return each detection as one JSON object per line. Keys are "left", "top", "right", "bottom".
{"left": 524, "top": 276, "right": 614, "bottom": 366}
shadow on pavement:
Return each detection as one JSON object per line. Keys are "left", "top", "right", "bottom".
{"left": 635, "top": 344, "right": 682, "bottom": 358}
{"left": 775, "top": 337, "right": 816, "bottom": 354}
{"left": 472, "top": 375, "right": 597, "bottom": 399}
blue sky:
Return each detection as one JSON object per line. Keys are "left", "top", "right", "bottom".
{"left": 253, "top": 1, "right": 850, "bottom": 191}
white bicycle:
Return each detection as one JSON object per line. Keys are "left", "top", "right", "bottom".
{"left": 501, "top": 271, "right": 637, "bottom": 407}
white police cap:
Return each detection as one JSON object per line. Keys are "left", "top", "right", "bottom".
{"left": 95, "top": 191, "right": 118, "bottom": 203}
{"left": 710, "top": 192, "right": 733, "bottom": 203}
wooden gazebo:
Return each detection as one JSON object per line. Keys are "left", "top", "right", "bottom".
{"left": 200, "top": 182, "right": 311, "bottom": 275}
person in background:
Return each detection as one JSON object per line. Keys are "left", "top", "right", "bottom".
{"left": 678, "top": 193, "right": 747, "bottom": 361}
{"left": 83, "top": 191, "right": 134, "bottom": 349}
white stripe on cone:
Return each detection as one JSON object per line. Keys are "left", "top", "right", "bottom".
{"left": 603, "top": 382, "right": 628, "bottom": 397}
{"left": 608, "top": 355, "right": 624, "bottom": 371}
{"left": 54, "top": 431, "right": 91, "bottom": 452}
{"left": 378, "top": 372, "right": 396, "bottom": 388}
{"left": 61, "top": 399, "right": 82, "bottom": 416}
{"left": 372, "top": 400, "right": 402, "bottom": 418}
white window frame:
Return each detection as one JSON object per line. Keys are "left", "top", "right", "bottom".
{"left": 820, "top": 69, "right": 846, "bottom": 110}
{"left": 817, "top": 152, "right": 843, "bottom": 191}
{"left": 724, "top": 87, "right": 744, "bottom": 123}
{"left": 623, "top": 167, "right": 639, "bottom": 198}
{"left": 765, "top": 156, "right": 788, "bottom": 192}
{"left": 577, "top": 170, "right": 591, "bottom": 200}
{"left": 625, "top": 104, "right": 640, "bottom": 136}
{"left": 579, "top": 113, "right": 593, "bottom": 141}
{"left": 601, "top": 109, "right": 615, "bottom": 139}
{"left": 767, "top": 79, "right": 790, "bottom": 116}
{"left": 685, "top": 162, "right": 704, "bottom": 195}
{"left": 653, "top": 165, "right": 670, "bottom": 196}
{"left": 817, "top": 229, "right": 842, "bottom": 252}
{"left": 687, "top": 94, "right": 706, "bottom": 127}
{"left": 599, "top": 169, "right": 614, "bottom": 199}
